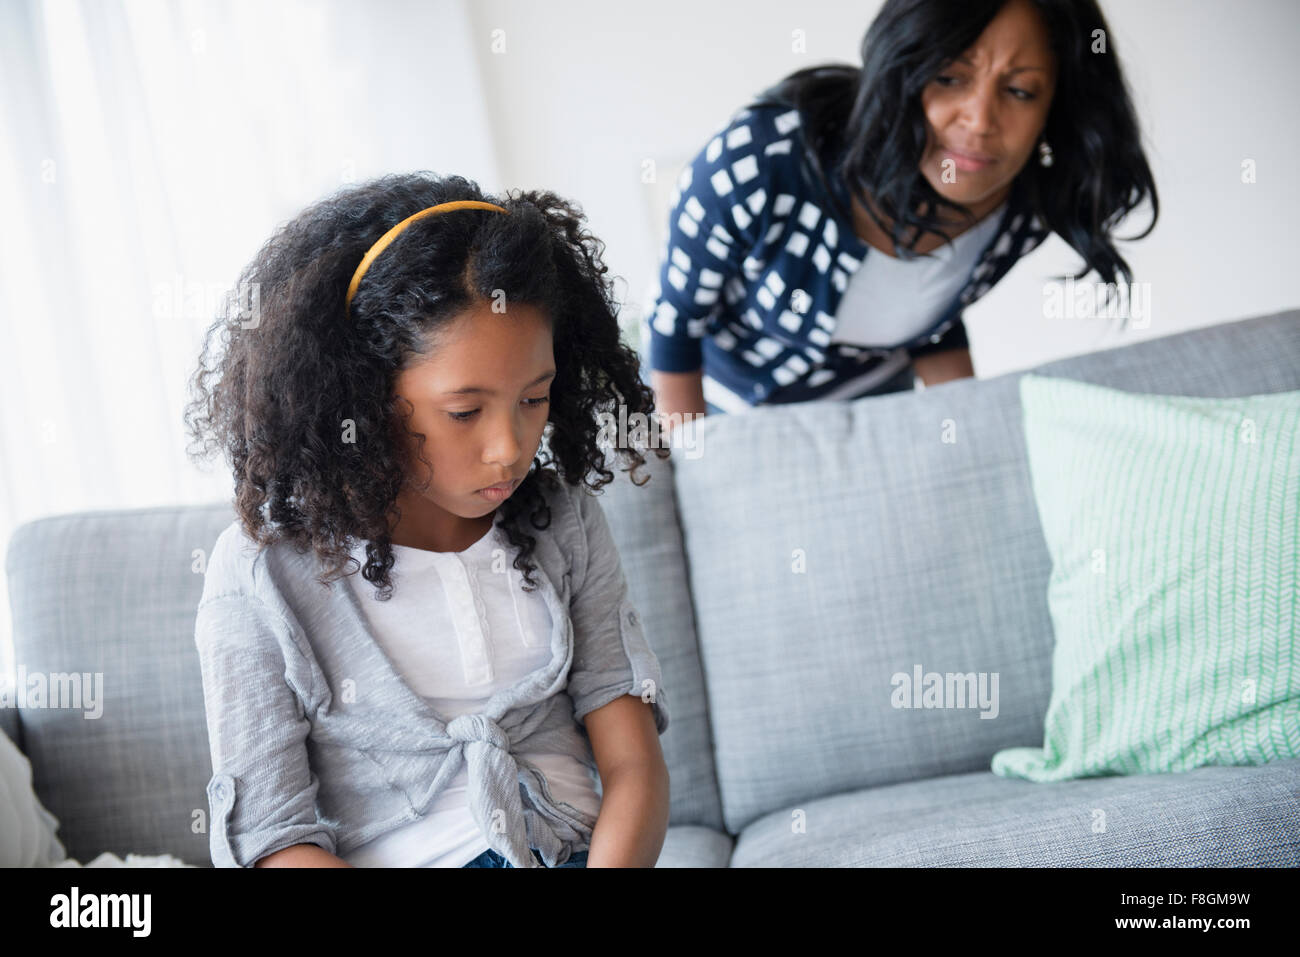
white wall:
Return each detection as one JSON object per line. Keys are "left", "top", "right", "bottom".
{"left": 465, "top": 0, "right": 1299, "bottom": 377}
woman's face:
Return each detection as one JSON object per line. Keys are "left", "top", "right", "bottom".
{"left": 918, "top": 0, "right": 1058, "bottom": 218}
{"left": 388, "top": 300, "right": 555, "bottom": 550}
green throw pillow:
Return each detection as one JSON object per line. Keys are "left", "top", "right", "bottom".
{"left": 992, "top": 373, "right": 1300, "bottom": 781}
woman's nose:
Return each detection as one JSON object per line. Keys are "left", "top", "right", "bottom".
{"left": 959, "top": 83, "right": 998, "bottom": 133}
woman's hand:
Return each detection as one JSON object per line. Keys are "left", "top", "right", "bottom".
{"left": 650, "top": 369, "right": 707, "bottom": 434}
{"left": 912, "top": 347, "right": 975, "bottom": 387}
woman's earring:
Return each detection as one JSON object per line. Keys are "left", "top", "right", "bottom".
{"left": 1038, "top": 139, "right": 1054, "bottom": 167}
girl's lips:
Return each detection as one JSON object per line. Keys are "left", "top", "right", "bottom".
{"left": 477, "top": 478, "right": 518, "bottom": 501}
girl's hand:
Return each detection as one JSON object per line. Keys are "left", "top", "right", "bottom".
{"left": 583, "top": 694, "right": 670, "bottom": 867}
{"left": 254, "top": 844, "right": 354, "bottom": 867}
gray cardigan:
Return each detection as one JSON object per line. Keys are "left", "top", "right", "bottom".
{"left": 194, "top": 473, "right": 669, "bottom": 868}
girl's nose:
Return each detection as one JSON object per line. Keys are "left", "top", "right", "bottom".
{"left": 482, "top": 412, "right": 525, "bottom": 467}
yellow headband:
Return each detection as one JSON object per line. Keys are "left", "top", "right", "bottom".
{"left": 344, "top": 200, "right": 510, "bottom": 316}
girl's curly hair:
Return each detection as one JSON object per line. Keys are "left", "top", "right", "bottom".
{"left": 184, "top": 172, "right": 668, "bottom": 600}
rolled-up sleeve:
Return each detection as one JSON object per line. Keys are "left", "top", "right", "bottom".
{"left": 645, "top": 113, "right": 768, "bottom": 373}
{"left": 194, "top": 593, "right": 338, "bottom": 867}
{"left": 564, "top": 486, "right": 669, "bottom": 735}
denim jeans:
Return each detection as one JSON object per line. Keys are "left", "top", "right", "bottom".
{"left": 462, "top": 847, "right": 589, "bottom": 868}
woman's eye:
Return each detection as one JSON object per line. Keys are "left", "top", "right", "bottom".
{"left": 933, "top": 75, "right": 1034, "bottom": 100}
{"left": 525, "top": 396, "right": 550, "bottom": 408}
{"left": 448, "top": 410, "right": 478, "bottom": 422}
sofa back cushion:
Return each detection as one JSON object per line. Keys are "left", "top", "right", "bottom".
{"left": 8, "top": 504, "right": 232, "bottom": 864}
{"left": 0, "top": 694, "right": 20, "bottom": 751}
{"left": 671, "top": 309, "right": 1300, "bottom": 834}
{"left": 585, "top": 447, "right": 725, "bottom": 831}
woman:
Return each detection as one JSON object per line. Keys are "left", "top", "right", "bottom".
{"left": 646, "top": 0, "right": 1158, "bottom": 418}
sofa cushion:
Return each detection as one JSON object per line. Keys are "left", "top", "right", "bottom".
{"left": 7, "top": 503, "right": 234, "bottom": 865}
{"left": 654, "top": 824, "right": 734, "bottom": 867}
{"left": 0, "top": 696, "right": 20, "bottom": 751}
{"left": 589, "top": 447, "right": 725, "bottom": 832}
{"left": 672, "top": 309, "right": 1300, "bottom": 835}
{"left": 729, "top": 758, "right": 1300, "bottom": 866}
{"left": 994, "top": 374, "right": 1300, "bottom": 780}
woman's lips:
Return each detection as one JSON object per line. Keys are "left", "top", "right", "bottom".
{"left": 941, "top": 146, "right": 996, "bottom": 172}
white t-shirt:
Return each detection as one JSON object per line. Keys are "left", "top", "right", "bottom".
{"left": 340, "top": 520, "right": 601, "bottom": 867}
{"left": 830, "top": 201, "right": 1006, "bottom": 348}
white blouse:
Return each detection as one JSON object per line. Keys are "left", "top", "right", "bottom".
{"left": 830, "top": 201, "right": 1006, "bottom": 348}
{"left": 340, "top": 520, "right": 601, "bottom": 867}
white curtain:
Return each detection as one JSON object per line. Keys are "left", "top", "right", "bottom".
{"left": 0, "top": 0, "right": 500, "bottom": 681}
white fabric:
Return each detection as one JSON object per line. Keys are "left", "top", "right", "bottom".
{"left": 341, "top": 521, "right": 601, "bottom": 868}
{"left": 0, "top": 722, "right": 66, "bottom": 867}
{"left": 830, "top": 202, "right": 1006, "bottom": 348}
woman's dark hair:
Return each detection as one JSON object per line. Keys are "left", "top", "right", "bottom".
{"left": 747, "top": 0, "right": 1157, "bottom": 304}
{"left": 184, "top": 172, "right": 667, "bottom": 600}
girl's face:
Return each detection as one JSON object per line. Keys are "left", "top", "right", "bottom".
{"left": 918, "top": 0, "right": 1057, "bottom": 220}
{"left": 388, "top": 300, "right": 555, "bottom": 552}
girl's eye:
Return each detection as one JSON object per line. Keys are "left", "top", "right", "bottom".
{"left": 446, "top": 396, "right": 549, "bottom": 423}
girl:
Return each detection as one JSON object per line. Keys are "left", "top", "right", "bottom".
{"left": 184, "top": 172, "right": 672, "bottom": 868}
{"left": 647, "top": 0, "right": 1159, "bottom": 417}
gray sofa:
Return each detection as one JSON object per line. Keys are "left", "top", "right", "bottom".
{"left": 5, "top": 307, "right": 1299, "bottom": 867}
